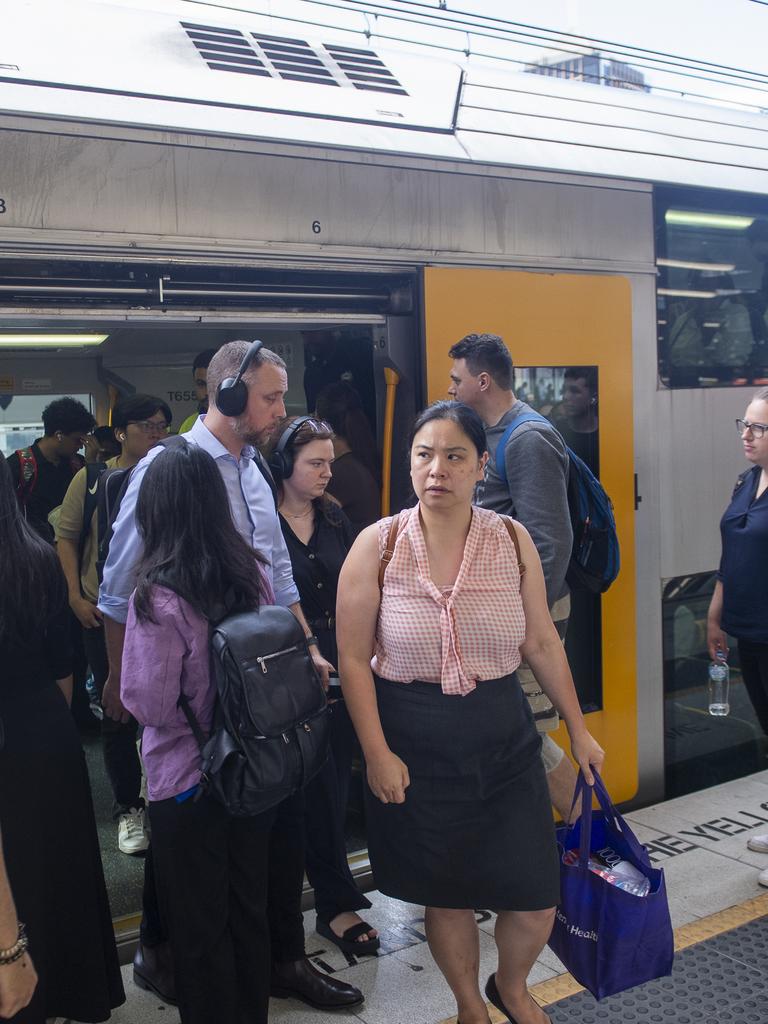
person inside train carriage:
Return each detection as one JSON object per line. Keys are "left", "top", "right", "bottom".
{"left": 177, "top": 346, "right": 219, "bottom": 435}
{"left": 707, "top": 387, "right": 768, "bottom": 884}
{"left": 0, "top": 451, "right": 125, "bottom": 1024}
{"left": 120, "top": 442, "right": 284, "bottom": 1024}
{"left": 315, "top": 381, "right": 381, "bottom": 534}
{"left": 7, "top": 396, "right": 96, "bottom": 543}
{"left": 554, "top": 366, "right": 599, "bottom": 474}
{"left": 302, "top": 328, "right": 377, "bottom": 432}
{"left": 447, "top": 333, "right": 580, "bottom": 824}
{"left": 56, "top": 394, "right": 172, "bottom": 857}
{"left": 336, "top": 400, "right": 604, "bottom": 1024}
{"left": 97, "top": 341, "right": 363, "bottom": 1016}
{"left": 267, "top": 414, "right": 380, "bottom": 957}
{"left": 85, "top": 425, "right": 122, "bottom": 464}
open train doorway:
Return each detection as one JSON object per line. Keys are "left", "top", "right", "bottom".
{"left": 0, "top": 272, "right": 421, "bottom": 933}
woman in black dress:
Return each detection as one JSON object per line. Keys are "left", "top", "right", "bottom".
{"left": 0, "top": 452, "right": 124, "bottom": 1023}
{"left": 268, "top": 416, "right": 379, "bottom": 956}
{"left": 337, "top": 402, "right": 604, "bottom": 1024}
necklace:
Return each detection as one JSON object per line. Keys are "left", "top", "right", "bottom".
{"left": 281, "top": 506, "right": 314, "bottom": 520}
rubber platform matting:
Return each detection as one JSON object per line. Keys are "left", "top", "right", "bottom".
{"left": 546, "top": 915, "right": 768, "bottom": 1023}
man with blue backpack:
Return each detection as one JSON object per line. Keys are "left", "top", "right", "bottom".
{"left": 448, "top": 332, "right": 619, "bottom": 822}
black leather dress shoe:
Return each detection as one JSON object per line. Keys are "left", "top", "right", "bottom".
{"left": 133, "top": 940, "right": 178, "bottom": 1006}
{"left": 271, "top": 957, "right": 363, "bottom": 1009}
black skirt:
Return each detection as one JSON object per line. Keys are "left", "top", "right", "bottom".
{"left": 0, "top": 684, "right": 125, "bottom": 1024}
{"left": 365, "top": 674, "right": 560, "bottom": 911}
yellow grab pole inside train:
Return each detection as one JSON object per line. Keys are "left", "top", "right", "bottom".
{"left": 381, "top": 366, "right": 400, "bottom": 516}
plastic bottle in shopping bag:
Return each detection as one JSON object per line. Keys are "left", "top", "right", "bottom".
{"left": 563, "top": 848, "right": 650, "bottom": 897}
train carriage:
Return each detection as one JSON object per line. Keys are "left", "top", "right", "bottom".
{"left": 2, "top": 0, "right": 768, "bottom": 936}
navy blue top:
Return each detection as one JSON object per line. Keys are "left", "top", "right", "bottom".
{"left": 719, "top": 466, "right": 768, "bottom": 642}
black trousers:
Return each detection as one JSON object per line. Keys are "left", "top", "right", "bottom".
{"left": 82, "top": 624, "right": 143, "bottom": 817}
{"left": 738, "top": 638, "right": 768, "bottom": 736}
{"left": 304, "top": 700, "right": 371, "bottom": 923}
{"left": 149, "top": 794, "right": 275, "bottom": 1024}
{"left": 142, "top": 790, "right": 306, "bottom": 1007}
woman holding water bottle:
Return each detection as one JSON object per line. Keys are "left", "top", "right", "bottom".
{"left": 707, "top": 387, "right": 768, "bottom": 877}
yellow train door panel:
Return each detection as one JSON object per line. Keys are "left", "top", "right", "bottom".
{"left": 424, "top": 268, "right": 636, "bottom": 803}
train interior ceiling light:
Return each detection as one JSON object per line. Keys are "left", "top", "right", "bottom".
{"left": 664, "top": 211, "right": 756, "bottom": 230}
{"left": 0, "top": 334, "right": 109, "bottom": 347}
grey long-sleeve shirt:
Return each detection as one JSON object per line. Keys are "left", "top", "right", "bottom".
{"left": 476, "top": 400, "right": 572, "bottom": 608}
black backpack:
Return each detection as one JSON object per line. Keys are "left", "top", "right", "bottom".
{"left": 495, "top": 412, "right": 620, "bottom": 595}
{"left": 179, "top": 605, "right": 329, "bottom": 816}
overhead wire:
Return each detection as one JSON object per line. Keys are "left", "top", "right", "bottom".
{"left": 338, "top": 0, "right": 768, "bottom": 85}
{"left": 181, "top": 0, "right": 768, "bottom": 113}
{"left": 312, "top": 0, "right": 768, "bottom": 91}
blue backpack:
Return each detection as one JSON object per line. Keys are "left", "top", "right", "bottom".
{"left": 495, "top": 412, "right": 620, "bottom": 595}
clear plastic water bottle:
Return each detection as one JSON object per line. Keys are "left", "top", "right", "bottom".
{"left": 85, "top": 673, "right": 103, "bottom": 721}
{"left": 708, "top": 656, "right": 730, "bottom": 717}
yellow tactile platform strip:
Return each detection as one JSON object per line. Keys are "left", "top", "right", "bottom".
{"left": 437, "top": 893, "right": 768, "bottom": 1023}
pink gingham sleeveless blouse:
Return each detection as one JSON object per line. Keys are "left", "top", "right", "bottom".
{"left": 372, "top": 505, "right": 526, "bottom": 696}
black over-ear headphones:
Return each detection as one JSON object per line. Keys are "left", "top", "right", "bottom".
{"left": 215, "top": 340, "right": 264, "bottom": 417}
{"left": 268, "top": 415, "right": 316, "bottom": 480}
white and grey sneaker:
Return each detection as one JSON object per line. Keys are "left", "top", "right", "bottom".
{"left": 118, "top": 807, "right": 150, "bottom": 855}
{"left": 748, "top": 834, "right": 768, "bottom": 853}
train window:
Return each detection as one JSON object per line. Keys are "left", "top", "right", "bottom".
{"left": 662, "top": 571, "right": 768, "bottom": 797}
{"left": 0, "top": 393, "right": 93, "bottom": 457}
{"left": 656, "top": 186, "right": 768, "bottom": 388}
{"left": 513, "top": 365, "right": 602, "bottom": 713}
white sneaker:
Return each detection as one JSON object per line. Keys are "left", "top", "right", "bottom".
{"left": 118, "top": 807, "right": 150, "bottom": 855}
{"left": 748, "top": 834, "right": 768, "bottom": 853}
{"left": 758, "top": 867, "right": 768, "bottom": 888}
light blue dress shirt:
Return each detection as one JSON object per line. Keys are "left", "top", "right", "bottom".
{"left": 98, "top": 415, "right": 299, "bottom": 624}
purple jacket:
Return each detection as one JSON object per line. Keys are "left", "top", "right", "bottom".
{"left": 121, "top": 578, "right": 273, "bottom": 801}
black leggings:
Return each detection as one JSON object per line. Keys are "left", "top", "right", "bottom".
{"left": 738, "top": 639, "right": 768, "bottom": 736}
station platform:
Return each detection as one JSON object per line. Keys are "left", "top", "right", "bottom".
{"left": 107, "top": 770, "right": 768, "bottom": 1024}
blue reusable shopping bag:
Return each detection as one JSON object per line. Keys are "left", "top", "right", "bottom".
{"left": 548, "top": 771, "right": 674, "bottom": 1000}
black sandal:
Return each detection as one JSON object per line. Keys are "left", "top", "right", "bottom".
{"left": 316, "top": 918, "right": 380, "bottom": 956}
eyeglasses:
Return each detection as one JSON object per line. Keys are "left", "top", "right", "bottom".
{"left": 736, "top": 419, "right": 768, "bottom": 439}
{"left": 129, "top": 419, "right": 171, "bottom": 435}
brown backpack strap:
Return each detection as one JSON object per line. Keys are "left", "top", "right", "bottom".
{"left": 378, "top": 513, "right": 401, "bottom": 591}
{"left": 500, "top": 515, "right": 526, "bottom": 578}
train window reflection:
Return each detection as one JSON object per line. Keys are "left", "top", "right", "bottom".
{"left": 513, "top": 365, "right": 601, "bottom": 712}
{"left": 656, "top": 186, "right": 768, "bottom": 389}
{"left": 662, "top": 571, "right": 768, "bottom": 798}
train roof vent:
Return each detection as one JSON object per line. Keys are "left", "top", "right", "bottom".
{"left": 181, "top": 23, "right": 407, "bottom": 95}
{"left": 324, "top": 44, "right": 408, "bottom": 96}
{"left": 181, "top": 22, "right": 270, "bottom": 78}
{"left": 251, "top": 32, "right": 339, "bottom": 87}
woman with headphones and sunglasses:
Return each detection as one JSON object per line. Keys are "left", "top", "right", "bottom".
{"left": 268, "top": 416, "right": 380, "bottom": 957}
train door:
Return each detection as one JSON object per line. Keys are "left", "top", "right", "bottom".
{"left": 423, "top": 268, "right": 637, "bottom": 803}
{"left": 0, "top": 307, "right": 420, "bottom": 936}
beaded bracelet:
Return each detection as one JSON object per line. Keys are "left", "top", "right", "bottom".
{"left": 306, "top": 635, "right": 320, "bottom": 648}
{"left": 0, "top": 923, "right": 28, "bottom": 965}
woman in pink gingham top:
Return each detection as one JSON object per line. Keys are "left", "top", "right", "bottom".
{"left": 337, "top": 401, "right": 603, "bottom": 1024}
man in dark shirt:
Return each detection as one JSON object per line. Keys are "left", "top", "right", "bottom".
{"left": 7, "top": 397, "right": 95, "bottom": 543}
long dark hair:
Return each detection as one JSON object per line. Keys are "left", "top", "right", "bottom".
{"left": 133, "top": 444, "right": 269, "bottom": 623}
{"left": 0, "top": 452, "right": 67, "bottom": 645}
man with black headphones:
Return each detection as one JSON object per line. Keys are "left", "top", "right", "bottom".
{"left": 98, "top": 340, "right": 363, "bottom": 1019}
